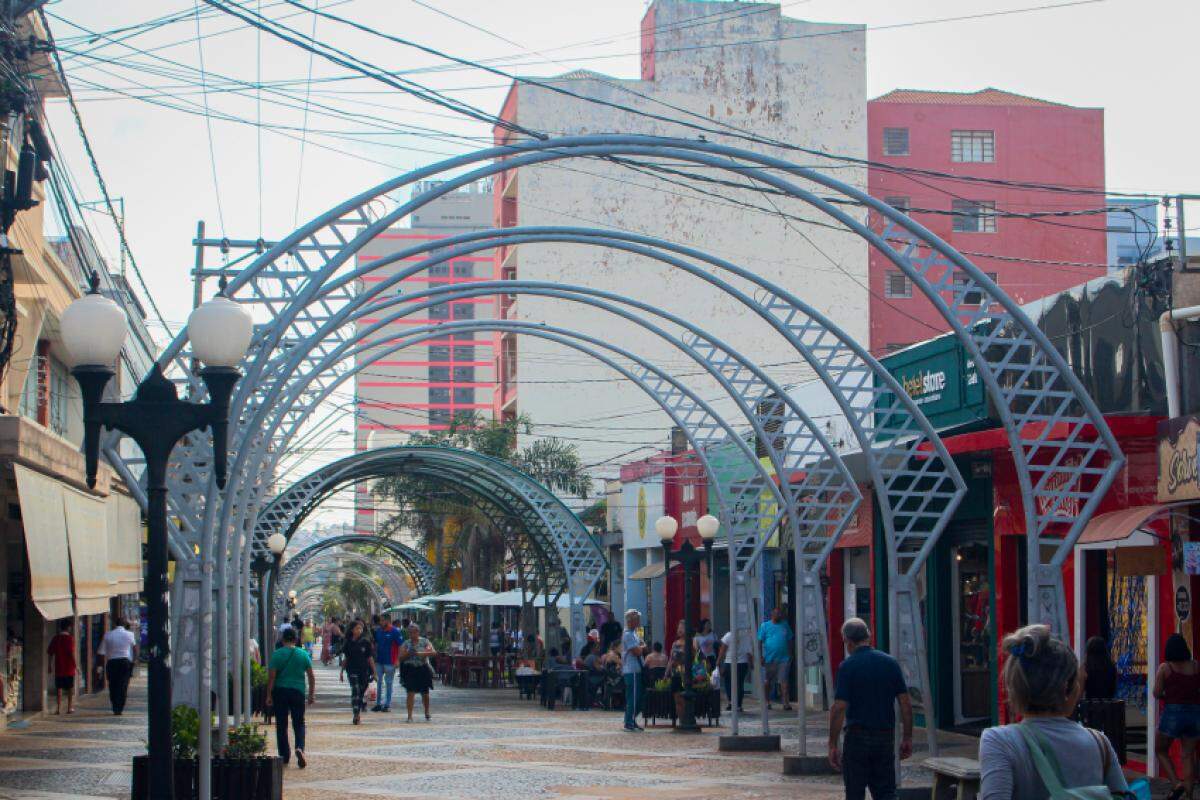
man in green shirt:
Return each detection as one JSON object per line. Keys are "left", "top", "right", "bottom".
{"left": 266, "top": 627, "right": 316, "bottom": 768}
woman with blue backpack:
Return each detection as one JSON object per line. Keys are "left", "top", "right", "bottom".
{"left": 979, "top": 623, "right": 1137, "bottom": 799}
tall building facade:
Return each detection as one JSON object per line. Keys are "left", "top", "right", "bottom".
{"left": 353, "top": 179, "right": 496, "bottom": 535}
{"left": 493, "top": 0, "right": 868, "bottom": 467}
{"left": 867, "top": 88, "right": 1107, "bottom": 354}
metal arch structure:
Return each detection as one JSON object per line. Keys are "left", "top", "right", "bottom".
{"left": 288, "top": 561, "right": 391, "bottom": 610}
{"left": 268, "top": 533, "right": 435, "bottom": 601}
{"left": 255, "top": 447, "right": 591, "bottom": 602}
{"left": 103, "top": 135, "right": 1122, "bottom": 782}
{"left": 278, "top": 551, "right": 410, "bottom": 614}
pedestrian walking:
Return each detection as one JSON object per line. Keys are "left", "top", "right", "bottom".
{"left": 489, "top": 621, "right": 503, "bottom": 657}
{"left": 97, "top": 616, "right": 138, "bottom": 716}
{"left": 371, "top": 614, "right": 403, "bottom": 712}
{"left": 46, "top": 619, "right": 77, "bottom": 715}
{"left": 979, "top": 623, "right": 1127, "bottom": 800}
{"left": 827, "top": 617, "right": 912, "bottom": 800}
{"left": 758, "top": 605, "right": 794, "bottom": 711}
{"left": 620, "top": 608, "right": 645, "bottom": 732}
{"left": 301, "top": 620, "right": 315, "bottom": 655}
{"left": 400, "top": 623, "right": 436, "bottom": 722}
{"left": 694, "top": 618, "right": 717, "bottom": 671}
{"left": 321, "top": 618, "right": 342, "bottom": 666}
{"left": 1153, "top": 633, "right": 1200, "bottom": 799}
{"left": 266, "top": 627, "right": 316, "bottom": 768}
{"left": 717, "top": 626, "right": 754, "bottom": 712}
{"left": 338, "top": 620, "right": 374, "bottom": 725}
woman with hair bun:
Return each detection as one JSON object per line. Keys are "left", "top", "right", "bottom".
{"left": 979, "top": 624, "right": 1127, "bottom": 799}
{"left": 1153, "top": 633, "right": 1200, "bottom": 799}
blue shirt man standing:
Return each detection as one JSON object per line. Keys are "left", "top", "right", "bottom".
{"left": 620, "top": 609, "right": 645, "bottom": 732}
{"left": 757, "top": 606, "right": 795, "bottom": 711}
{"left": 828, "top": 617, "right": 913, "bottom": 800}
{"left": 372, "top": 616, "right": 404, "bottom": 712}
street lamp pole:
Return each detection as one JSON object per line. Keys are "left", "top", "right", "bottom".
{"left": 61, "top": 273, "right": 252, "bottom": 800}
{"left": 657, "top": 514, "right": 719, "bottom": 734}
{"left": 262, "top": 533, "right": 287, "bottom": 652}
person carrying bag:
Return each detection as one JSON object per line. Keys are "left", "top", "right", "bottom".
{"left": 1016, "top": 722, "right": 1142, "bottom": 799}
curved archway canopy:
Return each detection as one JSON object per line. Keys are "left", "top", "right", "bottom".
{"left": 102, "top": 135, "right": 1123, "bottom": 754}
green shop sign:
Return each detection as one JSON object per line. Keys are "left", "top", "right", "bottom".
{"left": 878, "top": 334, "right": 989, "bottom": 432}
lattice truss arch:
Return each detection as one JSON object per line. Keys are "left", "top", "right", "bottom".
{"left": 263, "top": 533, "right": 436, "bottom": 607}
{"left": 277, "top": 550, "right": 409, "bottom": 613}
{"left": 256, "top": 447, "right": 600, "bottom": 606}
{"left": 107, "top": 136, "right": 1121, "bottom": 743}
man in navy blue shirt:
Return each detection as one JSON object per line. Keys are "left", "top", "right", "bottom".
{"left": 371, "top": 615, "right": 404, "bottom": 712}
{"left": 828, "top": 617, "right": 912, "bottom": 800}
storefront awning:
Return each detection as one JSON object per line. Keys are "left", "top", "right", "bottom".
{"left": 628, "top": 561, "right": 665, "bottom": 581}
{"left": 1077, "top": 503, "right": 1180, "bottom": 545}
{"left": 14, "top": 465, "right": 73, "bottom": 620}
{"left": 106, "top": 492, "right": 142, "bottom": 594}
{"left": 63, "top": 484, "right": 110, "bottom": 615}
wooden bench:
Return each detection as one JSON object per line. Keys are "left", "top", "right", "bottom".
{"left": 926, "top": 756, "right": 980, "bottom": 800}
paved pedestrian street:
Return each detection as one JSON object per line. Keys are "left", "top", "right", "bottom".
{"left": 0, "top": 660, "right": 968, "bottom": 799}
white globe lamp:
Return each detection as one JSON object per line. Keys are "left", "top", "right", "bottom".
{"left": 187, "top": 294, "right": 253, "bottom": 368}
{"left": 654, "top": 515, "right": 678, "bottom": 543}
{"left": 696, "top": 514, "right": 720, "bottom": 542}
{"left": 267, "top": 533, "right": 287, "bottom": 556}
{"left": 60, "top": 274, "right": 127, "bottom": 368}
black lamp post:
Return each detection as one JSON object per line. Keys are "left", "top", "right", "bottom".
{"left": 657, "top": 513, "right": 719, "bottom": 734}
{"left": 61, "top": 273, "right": 252, "bottom": 800}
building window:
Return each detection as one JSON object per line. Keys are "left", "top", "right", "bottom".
{"left": 429, "top": 408, "right": 451, "bottom": 425}
{"left": 882, "top": 127, "right": 909, "bottom": 156}
{"left": 953, "top": 271, "right": 999, "bottom": 306}
{"left": 884, "top": 271, "right": 912, "bottom": 298}
{"left": 429, "top": 387, "right": 450, "bottom": 404}
{"left": 453, "top": 388, "right": 474, "bottom": 404}
{"left": 951, "top": 130, "right": 995, "bottom": 163}
{"left": 429, "top": 366, "right": 450, "bottom": 383}
{"left": 18, "top": 345, "right": 70, "bottom": 436}
{"left": 429, "top": 345, "right": 450, "bottom": 363}
{"left": 452, "top": 302, "right": 474, "bottom": 320}
{"left": 454, "top": 345, "right": 475, "bottom": 361}
{"left": 429, "top": 302, "right": 450, "bottom": 320}
{"left": 883, "top": 196, "right": 911, "bottom": 215}
{"left": 429, "top": 263, "right": 450, "bottom": 277}
{"left": 951, "top": 200, "right": 997, "bottom": 233}
{"left": 452, "top": 366, "right": 475, "bottom": 382}
{"left": 452, "top": 260, "right": 473, "bottom": 278}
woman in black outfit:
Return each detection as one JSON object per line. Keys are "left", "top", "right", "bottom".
{"left": 1084, "top": 635, "right": 1118, "bottom": 700}
{"left": 339, "top": 620, "right": 375, "bottom": 725}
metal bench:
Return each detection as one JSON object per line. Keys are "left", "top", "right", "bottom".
{"left": 926, "top": 756, "right": 980, "bottom": 800}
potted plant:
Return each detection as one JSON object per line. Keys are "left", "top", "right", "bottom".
{"left": 132, "top": 706, "right": 283, "bottom": 800}
{"left": 250, "top": 662, "right": 268, "bottom": 717}
{"left": 643, "top": 678, "right": 675, "bottom": 726}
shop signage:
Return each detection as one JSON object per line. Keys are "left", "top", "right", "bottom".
{"left": 1115, "top": 545, "right": 1163, "bottom": 577}
{"left": 619, "top": 479, "right": 663, "bottom": 551}
{"left": 877, "top": 333, "right": 988, "bottom": 433}
{"left": 1178, "top": 586, "right": 1191, "bottom": 622}
{"left": 1159, "top": 415, "right": 1200, "bottom": 503}
{"left": 1185, "top": 542, "right": 1200, "bottom": 576}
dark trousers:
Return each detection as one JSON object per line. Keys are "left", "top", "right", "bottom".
{"left": 348, "top": 671, "right": 370, "bottom": 714}
{"left": 271, "top": 687, "right": 306, "bottom": 762}
{"left": 721, "top": 662, "right": 749, "bottom": 708}
{"left": 105, "top": 658, "right": 132, "bottom": 715}
{"left": 842, "top": 727, "right": 896, "bottom": 800}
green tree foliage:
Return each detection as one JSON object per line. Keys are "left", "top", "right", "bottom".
{"left": 372, "top": 413, "right": 591, "bottom": 614}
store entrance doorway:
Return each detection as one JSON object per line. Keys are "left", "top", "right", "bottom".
{"left": 952, "top": 542, "right": 992, "bottom": 727}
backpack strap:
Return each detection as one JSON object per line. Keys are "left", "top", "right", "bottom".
{"left": 1016, "top": 722, "right": 1069, "bottom": 796}
{"left": 1087, "top": 728, "right": 1111, "bottom": 779}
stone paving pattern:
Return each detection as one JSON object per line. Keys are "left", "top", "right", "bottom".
{"left": 0, "top": 657, "right": 984, "bottom": 799}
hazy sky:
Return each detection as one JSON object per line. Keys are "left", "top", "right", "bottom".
{"left": 41, "top": 0, "right": 1199, "bottom": 520}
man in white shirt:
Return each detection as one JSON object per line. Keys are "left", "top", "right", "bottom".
{"left": 97, "top": 616, "right": 138, "bottom": 716}
{"left": 716, "top": 628, "right": 755, "bottom": 712}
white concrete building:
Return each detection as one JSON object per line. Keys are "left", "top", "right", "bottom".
{"left": 493, "top": 0, "right": 867, "bottom": 467}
